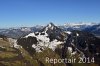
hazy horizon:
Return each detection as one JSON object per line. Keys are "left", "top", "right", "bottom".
{"left": 0, "top": 0, "right": 100, "bottom": 28}
{"left": 0, "top": 22, "right": 99, "bottom": 29}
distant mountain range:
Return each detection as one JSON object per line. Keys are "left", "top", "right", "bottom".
{"left": 0, "top": 22, "right": 100, "bottom": 38}
{"left": 0, "top": 26, "right": 44, "bottom": 39}
{"left": 83, "top": 24, "right": 100, "bottom": 37}
{"left": 60, "top": 22, "right": 96, "bottom": 31}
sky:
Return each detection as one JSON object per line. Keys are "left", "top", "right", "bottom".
{"left": 0, "top": 0, "right": 100, "bottom": 28}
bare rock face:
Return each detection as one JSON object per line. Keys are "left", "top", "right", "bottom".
{"left": 40, "top": 23, "right": 67, "bottom": 41}
{"left": 17, "top": 36, "right": 38, "bottom": 46}
{"left": 0, "top": 35, "right": 8, "bottom": 41}
{"left": 61, "top": 30, "right": 100, "bottom": 64}
{"left": 17, "top": 36, "right": 38, "bottom": 55}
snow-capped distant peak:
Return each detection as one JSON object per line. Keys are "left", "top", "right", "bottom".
{"left": 64, "top": 22, "right": 96, "bottom": 26}
{"left": 21, "top": 27, "right": 31, "bottom": 32}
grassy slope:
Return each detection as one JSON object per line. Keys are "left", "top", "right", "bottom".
{"left": 0, "top": 39, "right": 99, "bottom": 66}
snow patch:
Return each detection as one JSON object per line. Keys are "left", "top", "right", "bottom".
{"left": 76, "top": 33, "right": 79, "bottom": 36}
{"left": 26, "top": 32, "right": 64, "bottom": 52}
{"left": 25, "top": 33, "right": 35, "bottom": 37}
{"left": 8, "top": 38, "right": 21, "bottom": 48}
{"left": 48, "top": 23, "right": 52, "bottom": 27}
{"left": 49, "top": 39, "right": 63, "bottom": 51}
{"left": 67, "top": 47, "right": 77, "bottom": 56}
{"left": 68, "top": 47, "right": 72, "bottom": 53}
{"left": 0, "top": 46, "right": 5, "bottom": 48}
{"left": 66, "top": 31, "right": 72, "bottom": 34}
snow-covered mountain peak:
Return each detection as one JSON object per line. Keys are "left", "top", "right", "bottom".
{"left": 44, "top": 22, "right": 57, "bottom": 31}
{"left": 39, "top": 23, "right": 62, "bottom": 35}
{"left": 17, "top": 23, "right": 67, "bottom": 52}
{"left": 48, "top": 22, "right": 55, "bottom": 27}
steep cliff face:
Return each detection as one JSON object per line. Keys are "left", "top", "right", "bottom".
{"left": 62, "top": 30, "right": 100, "bottom": 63}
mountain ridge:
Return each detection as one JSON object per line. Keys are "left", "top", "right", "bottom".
{"left": 0, "top": 22, "right": 99, "bottom": 39}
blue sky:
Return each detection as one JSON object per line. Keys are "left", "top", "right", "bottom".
{"left": 0, "top": 0, "right": 100, "bottom": 28}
